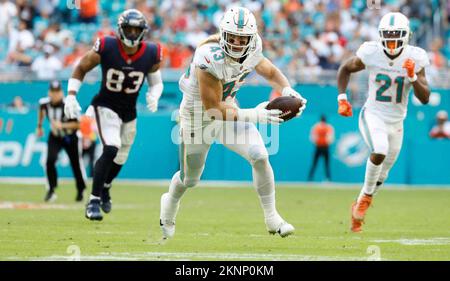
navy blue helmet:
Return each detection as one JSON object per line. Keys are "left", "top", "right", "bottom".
{"left": 117, "top": 9, "right": 148, "bottom": 48}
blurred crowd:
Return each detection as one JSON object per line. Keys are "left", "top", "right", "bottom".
{"left": 0, "top": 0, "right": 449, "bottom": 84}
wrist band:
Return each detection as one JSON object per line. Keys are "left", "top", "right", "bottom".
{"left": 68, "top": 78, "right": 82, "bottom": 93}
{"left": 408, "top": 74, "right": 418, "bottom": 83}
{"left": 338, "top": 93, "right": 348, "bottom": 101}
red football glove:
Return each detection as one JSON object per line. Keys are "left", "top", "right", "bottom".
{"left": 402, "top": 58, "right": 416, "bottom": 78}
{"left": 338, "top": 100, "right": 353, "bottom": 117}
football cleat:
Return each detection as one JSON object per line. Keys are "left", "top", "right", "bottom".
{"left": 352, "top": 194, "right": 372, "bottom": 221}
{"left": 265, "top": 214, "right": 295, "bottom": 238}
{"left": 44, "top": 190, "right": 57, "bottom": 203}
{"left": 351, "top": 202, "right": 363, "bottom": 232}
{"left": 85, "top": 199, "right": 103, "bottom": 221}
{"left": 160, "top": 193, "right": 179, "bottom": 239}
{"left": 160, "top": 219, "right": 175, "bottom": 239}
{"left": 350, "top": 194, "right": 373, "bottom": 232}
{"left": 100, "top": 186, "right": 112, "bottom": 213}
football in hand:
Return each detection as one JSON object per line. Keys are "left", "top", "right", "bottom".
{"left": 265, "top": 96, "right": 303, "bottom": 121}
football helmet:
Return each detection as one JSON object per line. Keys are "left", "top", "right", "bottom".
{"left": 219, "top": 7, "right": 257, "bottom": 59}
{"left": 117, "top": 9, "right": 148, "bottom": 48}
{"left": 378, "top": 12, "right": 410, "bottom": 56}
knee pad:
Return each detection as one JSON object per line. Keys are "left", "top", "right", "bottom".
{"left": 183, "top": 178, "right": 199, "bottom": 188}
{"left": 248, "top": 145, "right": 269, "bottom": 165}
{"left": 114, "top": 145, "right": 131, "bottom": 165}
{"left": 102, "top": 145, "right": 119, "bottom": 161}
{"left": 372, "top": 140, "right": 389, "bottom": 156}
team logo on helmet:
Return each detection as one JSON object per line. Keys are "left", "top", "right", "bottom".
{"left": 378, "top": 12, "right": 410, "bottom": 56}
{"left": 219, "top": 7, "right": 258, "bottom": 60}
{"left": 117, "top": 9, "right": 148, "bottom": 48}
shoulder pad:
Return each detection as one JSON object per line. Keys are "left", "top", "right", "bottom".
{"left": 409, "top": 46, "right": 430, "bottom": 69}
{"left": 193, "top": 43, "right": 224, "bottom": 79}
{"left": 356, "top": 41, "right": 379, "bottom": 65}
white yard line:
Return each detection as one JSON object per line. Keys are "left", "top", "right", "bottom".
{"left": 371, "top": 238, "right": 450, "bottom": 246}
{"left": 1, "top": 177, "right": 450, "bottom": 190}
{"left": 25, "top": 251, "right": 371, "bottom": 261}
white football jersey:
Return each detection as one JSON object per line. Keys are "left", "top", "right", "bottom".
{"left": 179, "top": 34, "right": 264, "bottom": 128}
{"left": 356, "top": 41, "right": 430, "bottom": 123}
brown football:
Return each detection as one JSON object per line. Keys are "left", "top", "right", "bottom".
{"left": 266, "top": 96, "right": 303, "bottom": 121}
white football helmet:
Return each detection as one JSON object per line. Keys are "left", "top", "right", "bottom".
{"left": 378, "top": 12, "right": 410, "bottom": 56}
{"left": 219, "top": 7, "right": 257, "bottom": 59}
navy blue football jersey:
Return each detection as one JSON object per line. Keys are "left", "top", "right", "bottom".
{"left": 91, "top": 36, "right": 162, "bottom": 122}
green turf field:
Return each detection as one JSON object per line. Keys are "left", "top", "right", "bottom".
{"left": 0, "top": 182, "right": 449, "bottom": 261}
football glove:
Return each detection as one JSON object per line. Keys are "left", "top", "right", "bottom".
{"left": 64, "top": 95, "right": 81, "bottom": 119}
{"left": 281, "top": 87, "right": 307, "bottom": 116}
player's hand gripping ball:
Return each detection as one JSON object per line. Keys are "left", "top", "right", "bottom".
{"left": 265, "top": 96, "right": 304, "bottom": 121}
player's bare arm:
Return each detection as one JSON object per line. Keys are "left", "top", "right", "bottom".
{"left": 336, "top": 56, "right": 365, "bottom": 117}
{"left": 255, "top": 57, "right": 307, "bottom": 114}
{"left": 197, "top": 67, "right": 238, "bottom": 121}
{"left": 337, "top": 56, "right": 365, "bottom": 94}
{"left": 64, "top": 50, "right": 100, "bottom": 118}
{"left": 255, "top": 58, "right": 290, "bottom": 92}
{"left": 409, "top": 67, "right": 430, "bottom": 104}
{"left": 69, "top": 50, "right": 101, "bottom": 96}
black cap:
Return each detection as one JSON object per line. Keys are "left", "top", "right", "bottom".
{"left": 49, "top": 80, "right": 61, "bottom": 91}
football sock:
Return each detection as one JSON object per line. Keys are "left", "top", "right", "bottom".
{"left": 376, "top": 149, "right": 399, "bottom": 191}
{"left": 358, "top": 158, "right": 383, "bottom": 201}
{"left": 252, "top": 158, "right": 278, "bottom": 219}
{"left": 162, "top": 171, "right": 187, "bottom": 222}
{"left": 168, "top": 171, "right": 187, "bottom": 201}
{"left": 105, "top": 162, "right": 123, "bottom": 186}
{"left": 92, "top": 146, "right": 118, "bottom": 197}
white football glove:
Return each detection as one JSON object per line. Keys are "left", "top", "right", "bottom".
{"left": 64, "top": 95, "right": 81, "bottom": 119}
{"left": 146, "top": 91, "right": 159, "bottom": 113}
{"left": 282, "top": 87, "right": 307, "bottom": 116}
{"left": 237, "top": 101, "right": 283, "bottom": 124}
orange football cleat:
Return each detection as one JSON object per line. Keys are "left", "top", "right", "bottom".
{"left": 350, "top": 194, "right": 373, "bottom": 232}
{"left": 338, "top": 100, "right": 353, "bottom": 117}
{"left": 351, "top": 202, "right": 363, "bottom": 232}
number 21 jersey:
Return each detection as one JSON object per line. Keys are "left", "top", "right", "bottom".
{"left": 356, "top": 41, "right": 429, "bottom": 123}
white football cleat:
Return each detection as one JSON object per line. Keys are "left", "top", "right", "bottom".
{"left": 265, "top": 214, "right": 295, "bottom": 238}
{"left": 160, "top": 193, "right": 179, "bottom": 239}
{"left": 160, "top": 219, "right": 175, "bottom": 239}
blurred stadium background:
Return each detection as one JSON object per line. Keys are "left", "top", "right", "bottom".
{"left": 0, "top": 0, "right": 449, "bottom": 184}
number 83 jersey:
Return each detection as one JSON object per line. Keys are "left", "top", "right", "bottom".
{"left": 179, "top": 34, "right": 264, "bottom": 127}
{"left": 92, "top": 36, "right": 162, "bottom": 122}
{"left": 357, "top": 41, "right": 430, "bottom": 123}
